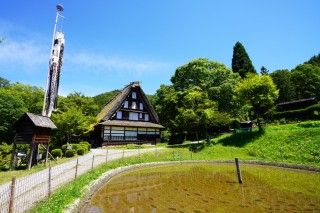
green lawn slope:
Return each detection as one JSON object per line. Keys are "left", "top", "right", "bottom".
{"left": 212, "top": 121, "right": 320, "bottom": 166}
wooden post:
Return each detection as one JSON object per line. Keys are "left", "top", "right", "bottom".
{"left": 74, "top": 158, "right": 79, "bottom": 180}
{"left": 45, "top": 143, "right": 50, "bottom": 166}
{"left": 8, "top": 177, "right": 16, "bottom": 213}
{"left": 10, "top": 143, "right": 17, "bottom": 171}
{"left": 105, "top": 149, "right": 108, "bottom": 164}
{"left": 28, "top": 143, "right": 35, "bottom": 170}
{"left": 122, "top": 149, "right": 125, "bottom": 160}
{"left": 48, "top": 161, "right": 52, "bottom": 197}
{"left": 91, "top": 155, "right": 95, "bottom": 170}
{"left": 235, "top": 158, "right": 243, "bottom": 184}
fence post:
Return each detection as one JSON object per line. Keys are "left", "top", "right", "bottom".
{"left": 48, "top": 161, "right": 52, "bottom": 197}
{"left": 74, "top": 158, "right": 79, "bottom": 180}
{"left": 235, "top": 158, "right": 243, "bottom": 184}
{"left": 122, "top": 149, "right": 125, "bottom": 160}
{"left": 106, "top": 149, "right": 108, "bottom": 164}
{"left": 91, "top": 155, "right": 95, "bottom": 170}
{"left": 8, "top": 177, "right": 16, "bottom": 213}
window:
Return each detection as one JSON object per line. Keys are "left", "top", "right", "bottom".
{"left": 116, "top": 111, "right": 122, "bottom": 119}
{"left": 124, "top": 101, "right": 128, "bottom": 108}
{"left": 145, "top": 114, "right": 149, "bottom": 121}
{"left": 132, "top": 92, "right": 137, "bottom": 99}
{"left": 132, "top": 101, "right": 137, "bottom": 109}
{"left": 139, "top": 113, "right": 143, "bottom": 119}
{"left": 129, "top": 112, "right": 138, "bottom": 120}
{"left": 139, "top": 103, "right": 143, "bottom": 110}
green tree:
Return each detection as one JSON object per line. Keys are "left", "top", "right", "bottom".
{"left": 52, "top": 107, "right": 95, "bottom": 147}
{"left": 6, "top": 83, "right": 44, "bottom": 114}
{"left": 234, "top": 74, "right": 278, "bottom": 130}
{"left": 291, "top": 64, "right": 320, "bottom": 99}
{"left": 232, "top": 41, "right": 256, "bottom": 78}
{"left": 59, "top": 92, "right": 99, "bottom": 116}
{"left": 260, "top": 66, "right": 269, "bottom": 75}
{"left": 304, "top": 53, "right": 320, "bottom": 67}
{"left": 0, "top": 89, "right": 27, "bottom": 142}
{"left": 93, "top": 90, "right": 121, "bottom": 110}
{"left": 0, "top": 77, "right": 10, "bottom": 88}
{"left": 270, "top": 69, "right": 296, "bottom": 103}
{"left": 154, "top": 85, "right": 178, "bottom": 128}
{"left": 171, "top": 58, "right": 232, "bottom": 91}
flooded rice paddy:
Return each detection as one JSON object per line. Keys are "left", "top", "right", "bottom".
{"left": 81, "top": 163, "right": 320, "bottom": 212}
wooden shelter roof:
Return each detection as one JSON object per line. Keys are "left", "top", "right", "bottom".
{"left": 96, "top": 82, "right": 160, "bottom": 123}
{"left": 14, "top": 112, "right": 57, "bottom": 129}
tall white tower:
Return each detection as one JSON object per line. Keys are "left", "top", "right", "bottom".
{"left": 42, "top": 4, "right": 65, "bottom": 117}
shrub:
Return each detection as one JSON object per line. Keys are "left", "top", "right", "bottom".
{"left": 65, "top": 149, "right": 76, "bottom": 158}
{"left": 61, "top": 144, "right": 72, "bottom": 154}
{"left": 71, "top": 144, "right": 80, "bottom": 152}
{"left": 77, "top": 148, "right": 85, "bottom": 155}
{"left": 79, "top": 141, "right": 91, "bottom": 151}
{"left": 189, "top": 143, "right": 205, "bottom": 153}
{"left": 51, "top": 149, "right": 62, "bottom": 158}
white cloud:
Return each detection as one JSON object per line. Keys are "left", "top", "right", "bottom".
{"left": 67, "top": 52, "right": 171, "bottom": 74}
{"left": 0, "top": 39, "right": 48, "bottom": 67}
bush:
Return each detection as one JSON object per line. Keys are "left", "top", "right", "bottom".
{"left": 79, "top": 141, "right": 91, "bottom": 151}
{"left": 189, "top": 143, "right": 205, "bottom": 153}
{"left": 71, "top": 144, "right": 80, "bottom": 152}
{"left": 273, "top": 104, "right": 320, "bottom": 121}
{"left": 51, "top": 149, "right": 62, "bottom": 158}
{"left": 77, "top": 148, "right": 85, "bottom": 155}
{"left": 65, "top": 149, "right": 76, "bottom": 158}
{"left": 61, "top": 144, "right": 72, "bottom": 154}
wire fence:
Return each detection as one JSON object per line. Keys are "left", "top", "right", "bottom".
{"left": 0, "top": 148, "right": 154, "bottom": 213}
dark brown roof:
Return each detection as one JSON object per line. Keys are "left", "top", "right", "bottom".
{"left": 96, "top": 82, "right": 160, "bottom": 123}
{"left": 18, "top": 113, "right": 57, "bottom": 129}
{"left": 100, "top": 120, "right": 164, "bottom": 129}
{"left": 277, "top": 97, "right": 318, "bottom": 106}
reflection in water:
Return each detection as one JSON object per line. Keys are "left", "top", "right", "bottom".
{"left": 81, "top": 164, "right": 320, "bottom": 212}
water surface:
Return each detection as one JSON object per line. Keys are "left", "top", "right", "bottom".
{"left": 82, "top": 163, "right": 320, "bottom": 212}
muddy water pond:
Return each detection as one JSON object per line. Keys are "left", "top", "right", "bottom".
{"left": 81, "top": 163, "right": 320, "bottom": 212}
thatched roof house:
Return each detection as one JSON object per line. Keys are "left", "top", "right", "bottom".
{"left": 94, "top": 82, "right": 164, "bottom": 146}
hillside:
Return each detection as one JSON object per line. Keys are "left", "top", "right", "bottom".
{"left": 212, "top": 121, "right": 320, "bottom": 166}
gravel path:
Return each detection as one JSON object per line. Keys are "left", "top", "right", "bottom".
{"left": 0, "top": 148, "right": 159, "bottom": 213}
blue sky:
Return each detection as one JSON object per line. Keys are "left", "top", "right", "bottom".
{"left": 0, "top": 0, "right": 319, "bottom": 96}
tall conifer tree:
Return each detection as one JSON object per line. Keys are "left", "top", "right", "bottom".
{"left": 232, "top": 41, "right": 256, "bottom": 78}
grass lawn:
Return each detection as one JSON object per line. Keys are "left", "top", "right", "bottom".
{"left": 212, "top": 120, "right": 320, "bottom": 166}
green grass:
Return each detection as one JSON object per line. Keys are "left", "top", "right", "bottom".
{"left": 213, "top": 120, "right": 320, "bottom": 166}
{"left": 0, "top": 155, "right": 79, "bottom": 184}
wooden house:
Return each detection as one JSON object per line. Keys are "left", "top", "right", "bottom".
{"left": 11, "top": 112, "right": 57, "bottom": 169}
{"left": 94, "top": 82, "right": 164, "bottom": 146}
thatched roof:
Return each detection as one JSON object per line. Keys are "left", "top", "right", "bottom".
{"left": 14, "top": 112, "right": 57, "bottom": 129}
{"left": 96, "top": 82, "right": 160, "bottom": 124}
{"left": 100, "top": 120, "right": 164, "bottom": 128}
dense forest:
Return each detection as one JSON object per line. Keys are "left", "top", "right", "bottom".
{"left": 0, "top": 42, "right": 320, "bottom": 146}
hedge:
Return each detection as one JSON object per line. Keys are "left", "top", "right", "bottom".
{"left": 273, "top": 104, "right": 320, "bottom": 121}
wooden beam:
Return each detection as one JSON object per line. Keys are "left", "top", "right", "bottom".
{"left": 10, "top": 142, "right": 17, "bottom": 171}
{"left": 28, "top": 143, "right": 34, "bottom": 170}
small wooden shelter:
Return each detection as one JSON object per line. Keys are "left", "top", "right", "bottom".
{"left": 10, "top": 112, "right": 57, "bottom": 170}
{"left": 94, "top": 82, "right": 164, "bottom": 146}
